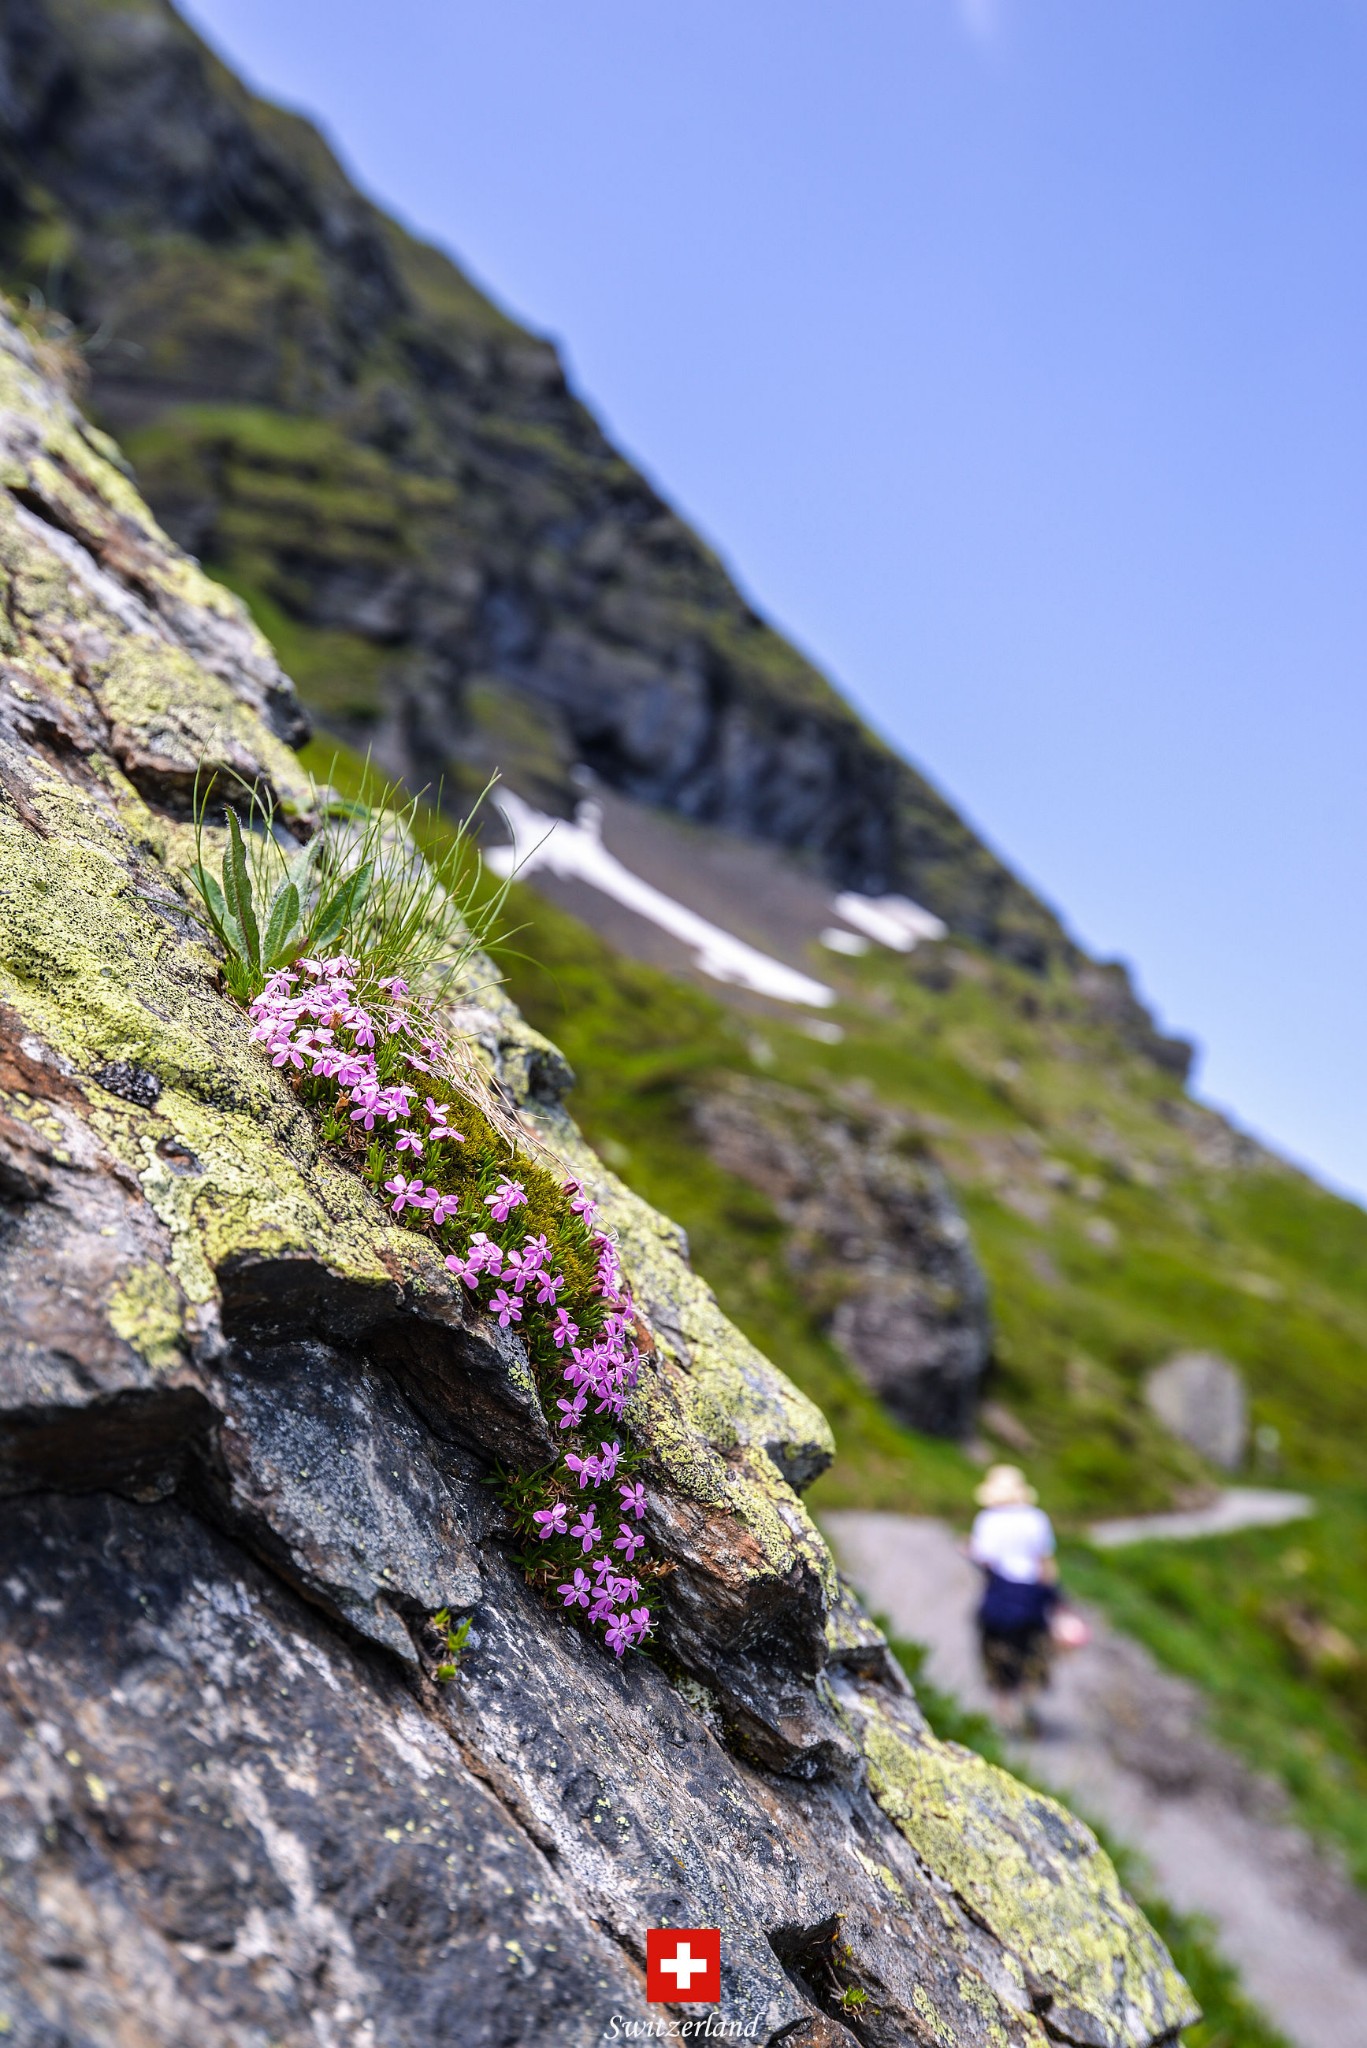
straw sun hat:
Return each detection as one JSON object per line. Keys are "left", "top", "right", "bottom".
{"left": 974, "top": 1463, "right": 1038, "bottom": 1509}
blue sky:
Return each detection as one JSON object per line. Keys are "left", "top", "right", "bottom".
{"left": 185, "top": 0, "right": 1367, "bottom": 1201}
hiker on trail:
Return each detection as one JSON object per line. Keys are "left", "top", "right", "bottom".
{"left": 968, "top": 1464, "right": 1060, "bottom": 1733}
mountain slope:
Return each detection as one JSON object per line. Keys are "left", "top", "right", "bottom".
{"left": 8, "top": 0, "right": 1367, "bottom": 1918}
{"left": 0, "top": 296, "right": 1201, "bottom": 2046}
{"left": 0, "top": 0, "right": 1176, "bottom": 997}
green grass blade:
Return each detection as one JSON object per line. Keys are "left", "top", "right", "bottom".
{"left": 188, "top": 860, "right": 231, "bottom": 940}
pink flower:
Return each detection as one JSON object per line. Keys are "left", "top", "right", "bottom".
{"left": 627, "top": 1606, "right": 652, "bottom": 1646}
{"left": 377, "top": 976, "right": 410, "bottom": 996}
{"left": 271, "top": 1038, "right": 305, "bottom": 1070}
{"left": 385, "top": 1175, "right": 429, "bottom": 1216}
{"left": 533, "top": 1502, "right": 569, "bottom": 1540}
{"left": 552, "top": 1308, "right": 580, "bottom": 1350}
{"left": 488, "top": 1287, "right": 522, "bottom": 1328}
{"left": 444, "top": 1251, "right": 480, "bottom": 1289}
{"left": 429, "top": 1191, "right": 460, "bottom": 1226}
{"left": 535, "top": 1269, "right": 566, "bottom": 1307}
{"left": 559, "top": 1569, "right": 591, "bottom": 1608}
{"left": 597, "top": 1440, "right": 622, "bottom": 1483}
{"left": 395, "top": 1128, "right": 424, "bottom": 1156}
{"left": 502, "top": 1248, "right": 529, "bottom": 1293}
{"left": 570, "top": 1507, "right": 599, "bottom": 1553}
{"left": 618, "top": 1480, "right": 647, "bottom": 1521}
{"left": 485, "top": 1178, "right": 528, "bottom": 1224}
{"left": 349, "top": 1080, "right": 381, "bottom": 1129}
{"left": 605, "top": 1613, "right": 633, "bottom": 1657}
{"left": 557, "top": 1393, "right": 587, "bottom": 1430}
{"left": 613, "top": 1525, "right": 645, "bottom": 1562}
{"left": 422, "top": 1097, "right": 464, "bottom": 1141}
{"left": 565, "top": 1451, "right": 601, "bottom": 1490}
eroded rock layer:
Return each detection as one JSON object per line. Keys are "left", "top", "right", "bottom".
{"left": 0, "top": 305, "right": 1193, "bottom": 2047}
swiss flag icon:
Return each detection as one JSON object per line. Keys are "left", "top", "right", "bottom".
{"left": 646, "top": 1926, "right": 721, "bottom": 2003}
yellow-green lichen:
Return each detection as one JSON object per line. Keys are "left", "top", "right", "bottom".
{"left": 844, "top": 1686, "right": 1197, "bottom": 2048}
{"left": 0, "top": 315, "right": 292, "bottom": 670}
{"left": 106, "top": 1263, "right": 187, "bottom": 1374}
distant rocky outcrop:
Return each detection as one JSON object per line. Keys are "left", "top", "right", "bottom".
{"left": 0, "top": 305, "right": 1196, "bottom": 2043}
{"left": 0, "top": 0, "right": 1187, "bottom": 1071}
{"left": 694, "top": 1077, "right": 992, "bottom": 1440}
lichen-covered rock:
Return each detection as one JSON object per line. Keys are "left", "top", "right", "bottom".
{"left": 0, "top": 302, "right": 1195, "bottom": 2045}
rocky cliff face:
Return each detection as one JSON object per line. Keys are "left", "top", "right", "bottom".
{"left": 0, "top": 306, "right": 1196, "bottom": 2044}
{"left": 0, "top": 0, "right": 1196, "bottom": 1035}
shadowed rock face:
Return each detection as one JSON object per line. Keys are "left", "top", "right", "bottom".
{"left": 0, "top": 306, "right": 1195, "bottom": 2044}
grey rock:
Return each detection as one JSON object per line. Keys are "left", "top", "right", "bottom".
{"left": 205, "top": 1338, "right": 484, "bottom": 1665}
{"left": 1145, "top": 1352, "right": 1249, "bottom": 1472}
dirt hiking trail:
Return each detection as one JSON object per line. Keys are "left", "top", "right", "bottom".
{"left": 825, "top": 1511, "right": 1367, "bottom": 2048}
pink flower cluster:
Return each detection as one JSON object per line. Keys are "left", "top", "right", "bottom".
{"left": 522, "top": 1204, "right": 651, "bottom": 1652}
{"left": 246, "top": 954, "right": 653, "bottom": 1658}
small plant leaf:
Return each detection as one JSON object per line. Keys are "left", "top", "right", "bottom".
{"left": 222, "top": 809, "right": 261, "bottom": 972}
{"left": 311, "top": 860, "right": 373, "bottom": 951}
{"left": 263, "top": 880, "right": 301, "bottom": 967}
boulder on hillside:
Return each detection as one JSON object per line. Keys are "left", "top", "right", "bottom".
{"left": 1145, "top": 1351, "right": 1250, "bottom": 1471}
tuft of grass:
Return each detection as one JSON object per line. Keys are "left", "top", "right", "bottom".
{"left": 185, "top": 761, "right": 509, "bottom": 1004}
{"left": 430, "top": 1609, "right": 473, "bottom": 1684}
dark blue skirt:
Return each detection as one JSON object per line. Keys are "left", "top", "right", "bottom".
{"left": 977, "top": 1569, "right": 1057, "bottom": 1634}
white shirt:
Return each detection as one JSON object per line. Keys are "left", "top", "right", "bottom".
{"left": 969, "top": 1504, "right": 1055, "bottom": 1585}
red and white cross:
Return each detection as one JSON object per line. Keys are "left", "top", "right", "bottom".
{"left": 645, "top": 1926, "right": 722, "bottom": 2003}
